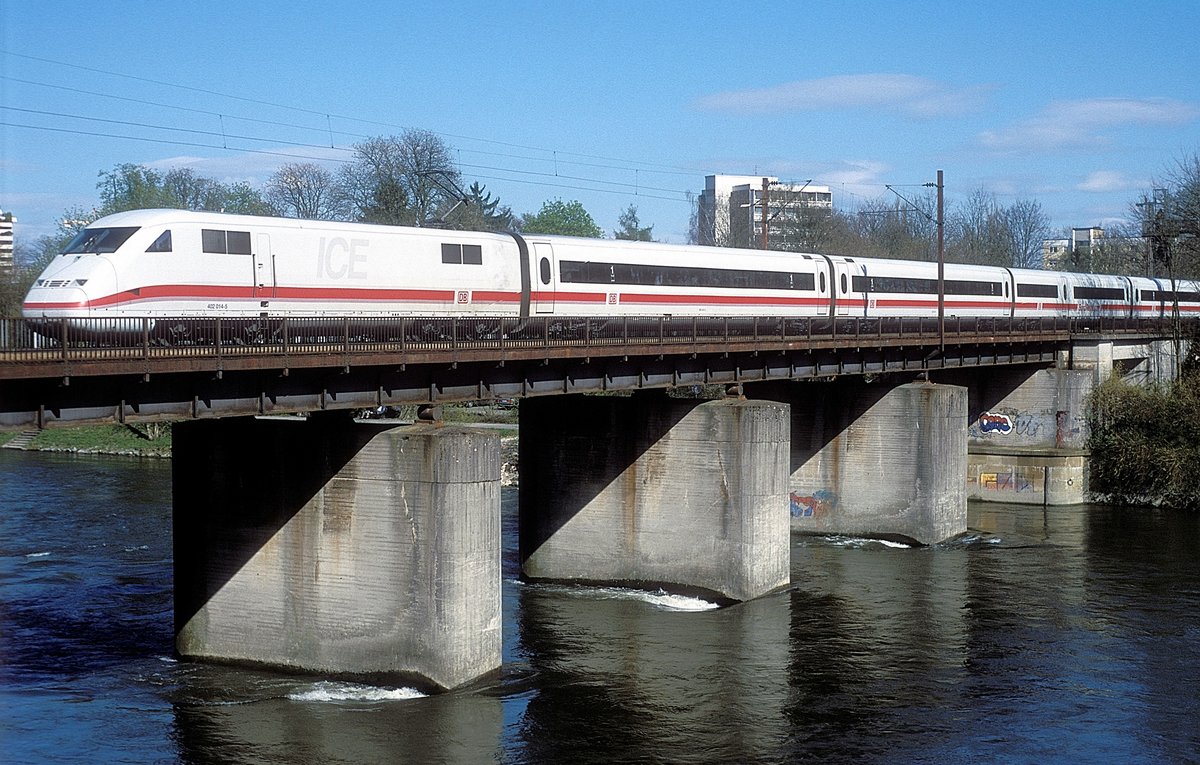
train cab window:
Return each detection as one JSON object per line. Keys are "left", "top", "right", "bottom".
{"left": 441, "top": 243, "right": 483, "bottom": 265}
{"left": 202, "top": 229, "right": 252, "bottom": 255}
{"left": 63, "top": 226, "right": 139, "bottom": 254}
{"left": 146, "top": 230, "right": 172, "bottom": 253}
{"left": 539, "top": 257, "right": 552, "bottom": 285}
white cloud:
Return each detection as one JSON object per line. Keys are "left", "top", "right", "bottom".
{"left": 978, "top": 97, "right": 1199, "bottom": 152}
{"left": 695, "top": 74, "right": 994, "bottom": 118}
{"left": 144, "top": 146, "right": 348, "bottom": 186}
{"left": 1077, "top": 170, "right": 1142, "bottom": 193}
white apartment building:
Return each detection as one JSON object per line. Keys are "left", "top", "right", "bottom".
{"left": 697, "top": 175, "right": 832, "bottom": 248}
{"left": 0, "top": 211, "right": 15, "bottom": 274}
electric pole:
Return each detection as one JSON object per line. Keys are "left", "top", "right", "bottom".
{"left": 761, "top": 177, "right": 770, "bottom": 250}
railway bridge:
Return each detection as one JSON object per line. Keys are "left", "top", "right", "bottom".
{"left": 0, "top": 315, "right": 1183, "bottom": 690}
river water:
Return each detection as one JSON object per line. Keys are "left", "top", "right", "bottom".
{"left": 2, "top": 450, "right": 1199, "bottom": 764}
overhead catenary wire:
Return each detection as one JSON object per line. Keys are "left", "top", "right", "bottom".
{"left": 1, "top": 48, "right": 910, "bottom": 212}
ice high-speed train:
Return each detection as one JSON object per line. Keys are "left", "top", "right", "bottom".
{"left": 21, "top": 208, "right": 1200, "bottom": 323}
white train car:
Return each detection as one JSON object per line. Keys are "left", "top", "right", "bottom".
{"left": 1135, "top": 278, "right": 1200, "bottom": 318}
{"left": 21, "top": 208, "right": 1200, "bottom": 327}
{"left": 22, "top": 209, "right": 528, "bottom": 319}
{"left": 842, "top": 258, "right": 1011, "bottom": 318}
{"left": 526, "top": 235, "right": 830, "bottom": 317}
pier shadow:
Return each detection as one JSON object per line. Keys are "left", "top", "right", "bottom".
{"left": 172, "top": 413, "right": 389, "bottom": 645}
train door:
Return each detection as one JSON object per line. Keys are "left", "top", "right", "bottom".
{"left": 533, "top": 242, "right": 555, "bottom": 314}
{"left": 1002, "top": 268, "right": 1016, "bottom": 318}
{"left": 832, "top": 260, "right": 854, "bottom": 315}
{"left": 253, "top": 233, "right": 275, "bottom": 299}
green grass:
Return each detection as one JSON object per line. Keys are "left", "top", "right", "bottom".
{"left": 0, "top": 431, "right": 14, "bottom": 446}
{"left": 26, "top": 423, "right": 173, "bottom": 455}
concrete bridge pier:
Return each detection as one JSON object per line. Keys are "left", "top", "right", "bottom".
{"left": 173, "top": 415, "right": 502, "bottom": 691}
{"left": 750, "top": 379, "right": 968, "bottom": 545}
{"left": 518, "top": 394, "right": 791, "bottom": 602}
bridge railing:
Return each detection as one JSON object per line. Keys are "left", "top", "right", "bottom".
{"left": 0, "top": 314, "right": 1175, "bottom": 365}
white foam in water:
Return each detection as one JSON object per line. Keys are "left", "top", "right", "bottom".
{"left": 25, "top": 551, "right": 50, "bottom": 558}
{"left": 593, "top": 586, "right": 719, "bottom": 611}
{"left": 643, "top": 591, "right": 720, "bottom": 612}
{"left": 823, "top": 536, "right": 913, "bottom": 549}
{"left": 287, "top": 681, "right": 425, "bottom": 703}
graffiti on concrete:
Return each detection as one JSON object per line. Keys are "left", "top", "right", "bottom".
{"left": 790, "top": 490, "right": 837, "bottom": 518}
{"left": 978, "top": 412, "right": 1014, "bottom": 434}
{"left": 979, "top": 468, "right": 1043, "bottom": 493}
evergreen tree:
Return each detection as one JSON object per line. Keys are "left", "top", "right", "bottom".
{"left": 614, "top": 204, "right": 653, "bottom": 241}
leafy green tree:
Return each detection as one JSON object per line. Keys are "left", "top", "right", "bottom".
{"left": 94, "top": 163, "right": 271, "bottom": 218}
{"left": 519, "top": 199, "right": 603, "bottom": 238}
{"left": 614, "top": 204, "right": 653, "bottom": 241}
{"left": 221, "top": 182, "right": 275, "bottom": 215}
{"left": 97, "top": 164, "right": 171, "bottom": 213}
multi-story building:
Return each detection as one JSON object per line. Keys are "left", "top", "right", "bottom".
{"left": 697, "top": 175, "right": 832, "bottom": 249}
{"left": 1042, "top": 227, "right": 1104, "bottom": 269}
{"left": 0, "top": 211, "right": 15, "bottom": 275}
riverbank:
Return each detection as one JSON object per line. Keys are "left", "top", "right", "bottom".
{"left": 0, "top": 424, "right": 172, "bottom": 457}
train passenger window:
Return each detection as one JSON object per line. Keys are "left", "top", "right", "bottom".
{"left": 1074, "top": 286, "right": 1126, "bottom": 301}
{"left": 441, "top": 243, "right": 484, "bottom": 265}
{"left": 146, "top": 230, "right": 172, "bottom": 253}
{"left": 229, "top": 231, "right": 251, "bottom": 254}
{"left": 1017, "top": 283, "right": 1058, "bottom": 298}
{"left": 202, "top": 229, "right": 252, "bottom": 255}
{"left": 202, "top": 229, "right": 224, "bottom": 253}
{"left": 539, "top": 257, "right": 552, "bottom": 285}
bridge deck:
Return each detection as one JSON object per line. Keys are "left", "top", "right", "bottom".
{"left": 0, "top": 315, "right": 1181, "bottom": 428}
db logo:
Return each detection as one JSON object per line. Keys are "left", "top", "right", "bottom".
{"left": 608, "top": 293, "right": 618, "bottom": 304}
{"left": 456, "top": 291, "right": 470, "bottom": 304}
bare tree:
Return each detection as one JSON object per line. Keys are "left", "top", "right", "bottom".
{"left": 1001, "top": 198, "right": 1051, "bottom": 269}
{"left": 338, "top": 131, "right": 462, "bottom": 226}
{"left": 266, "top": 162, "right": 344, "bottom": 220}
{"left": 846, "top": 195, "right": 937, "bottom": 261}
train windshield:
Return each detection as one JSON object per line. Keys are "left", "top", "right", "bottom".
{"left": 62, "top": 226, "right": 140, "bottom": 254}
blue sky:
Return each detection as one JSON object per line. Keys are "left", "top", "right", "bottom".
{"left": 3, "top": 0, "right": 1199, "bottom": 246}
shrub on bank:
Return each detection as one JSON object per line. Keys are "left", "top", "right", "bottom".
{"left": 1088, "top": 372, "right": 1200, "bottom": 509}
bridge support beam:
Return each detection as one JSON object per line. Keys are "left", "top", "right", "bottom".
{"left": 173, "top": 415, "right": 501, "bottom": 690}
{"left": 519, "top": 394, "right": 791, "bottom": 602}
{"left": 752, "top": 380, "right": 968, "bottom": 545}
